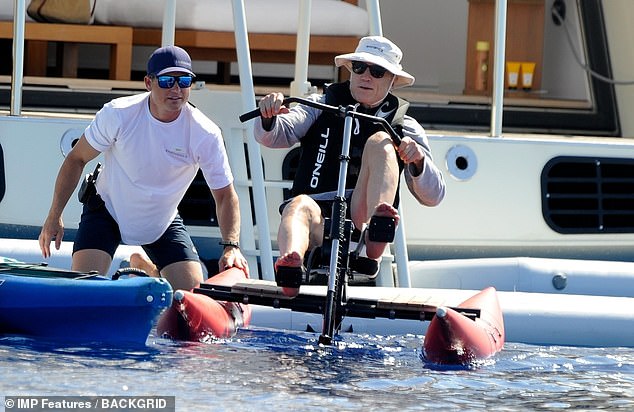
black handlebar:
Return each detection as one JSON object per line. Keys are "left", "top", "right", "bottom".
{"left": 239, "top": 97, "right": 325, "bottom": 122}
{"left": 239, "top": 97, "right": 402, "bottom": 146}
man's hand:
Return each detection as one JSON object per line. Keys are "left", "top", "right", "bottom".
{"left": 219, "top": 247, "right": 250, "bottom": 277}
{"left": 396, "top": 136, "right": 425, "bottom": 175}
{"left": 39, "top": 215, "right": 64, "bottom": 258}
{"left": 258, "top": 92, "right": 290, "bottom": 118}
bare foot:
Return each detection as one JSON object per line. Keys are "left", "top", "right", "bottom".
{"left": 129, "top": 252, "right": 160, "bottom": 278}
{"left": 365, "top": 202, "right": 400, "bottom": 259}
{"left": 275, "top": 251, "right": 304, "bottom": 297}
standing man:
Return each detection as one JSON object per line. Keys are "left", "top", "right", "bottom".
{"left": 255, "top": 36, "right": 445, "bottom": 296}
{"left": 39, "top": 45, "right": 248, "bottom": 290}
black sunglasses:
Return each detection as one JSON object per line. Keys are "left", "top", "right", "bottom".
{"left": 155, "top": 75, "right": 194, "bottom": 89}
{"left": 351, "top": 61, "right": 389, "bottom": 79}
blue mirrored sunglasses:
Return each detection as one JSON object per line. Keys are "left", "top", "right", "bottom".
{"left": 351, "top": 61, "right": 388, "bottom": 79}
{"left": 156, "top": 75, "right": 193, "bottom": 89}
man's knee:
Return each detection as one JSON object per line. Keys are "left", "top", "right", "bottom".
{"left": 282, "top": 194, "right": 320, "bottom": 217}
{"left": 364, "top": 131, "right": 397, "bottom": 160}
{"left": 161, "top": 260, "right": 203, "bottom": 290}
{"left": 72, "top": 248, "right": 112, "bottom": 275}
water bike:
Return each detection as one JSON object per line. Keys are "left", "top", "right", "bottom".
{"left": 174, "top": 97, "right": 504, "bottom": 364}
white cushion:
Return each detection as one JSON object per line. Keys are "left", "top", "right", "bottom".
{"left": 95, "top": 0, "right": 368, "bottom": 36}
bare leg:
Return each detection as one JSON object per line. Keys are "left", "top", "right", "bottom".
{"left": 72, "top": 249, "right": 112, "bottom": 275}
{"left": 161, "top": 260, "right": 204, "bottom": 291}
{"left": 277, "top": 195, "right": 325, "bottom": 260}
{"left": 275, "top": 195, "right": 325, "bottom": 296}
{"left": 350, "top": 131, "right": 401, "bottom": 258}
{"left": 129, "top": 252, "right": 160, "bottom": 278}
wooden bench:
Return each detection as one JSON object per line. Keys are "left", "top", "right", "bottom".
{"left": 1, "top": 0, "right": 365, "bottom": 83}
{"left": 132, "top": 29, "right": 361, "bottom": 82}
{"left": 0, "top": 22, "right": 132, "bottom": 80}
{"left": 99, "top": 0, "right": 367, "bottom": 83}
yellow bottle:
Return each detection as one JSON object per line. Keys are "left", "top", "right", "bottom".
{"left": 475, "top": 41, "right": 490, "bottom": 92}
{"left": 521, "top": 62, "right": 536, "bottom": 90}
{"left": 506, "top": 62, "right": 520, "bottom": 89}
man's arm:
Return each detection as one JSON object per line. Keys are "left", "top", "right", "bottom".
{"left": 253, "top": 92, "right": 323, "bottom": 148}
{"left": 211, "top": 183, "right": 249, "bottom": 275}
{"left": 39, "top": 135, "right": 100, "bottom": 257}
{"left": 399, "top": 118, "right": 446, "bottom": 207}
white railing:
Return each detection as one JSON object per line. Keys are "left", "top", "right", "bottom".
{"left": 162, "top": 0, "right": 177, "bottom": 46}
{"left": 10, "top": 0, "right": 26, "bottom": 116}
{"left": 231, "top": 0, "right": 276, "bottom": 280}
{"left": 290, "top": 0, "right": 313, "bottom": 97}
{"left": 490, "top": 0, "right": 508, "bottom": 137}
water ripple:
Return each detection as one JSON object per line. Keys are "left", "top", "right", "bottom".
{"left": 1, "top": 330, "right": 633, "bottom": 411}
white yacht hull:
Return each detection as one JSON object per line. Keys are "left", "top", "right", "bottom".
{"left": 2, "top": 89, "right": 634, "bottom": 264}
{"left": 1, "top": 90, "right": 633, "bottom": 347}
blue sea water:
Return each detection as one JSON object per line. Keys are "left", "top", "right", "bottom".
{"left": 1, "top": 327, "right": 633, "bottom": 411}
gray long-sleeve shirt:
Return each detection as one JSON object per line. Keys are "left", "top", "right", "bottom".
{"left": 253, "top": 93, "right": 446, "bottom": 207}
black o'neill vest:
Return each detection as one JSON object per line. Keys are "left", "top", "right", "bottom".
{"left": 291, "top": 81, "right": 409, "bottom": 198}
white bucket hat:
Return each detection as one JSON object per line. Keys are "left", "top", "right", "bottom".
{"left": 335, "top": 36, "right": 415, "bottom": 89}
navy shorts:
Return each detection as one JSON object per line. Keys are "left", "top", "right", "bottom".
{"left": 73, "top": 195, "right": 199, "bottom": 270}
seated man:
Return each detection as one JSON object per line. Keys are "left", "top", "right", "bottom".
{"left": 254, "top": 36, "right": 446, "bottom": 296}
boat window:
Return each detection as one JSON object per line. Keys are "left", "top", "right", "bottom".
{"left": 387, "top": 0, "right": 619, "bottom": 136}
{"left": 218, "top": 0, "right": 618, "bottom": 136}
{"left": 0, "top": 0, "right": 620, "bottom": 136}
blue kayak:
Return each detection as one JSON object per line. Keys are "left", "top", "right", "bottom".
{"left": 0, "top": 260, "right": 173, "bottom": 344}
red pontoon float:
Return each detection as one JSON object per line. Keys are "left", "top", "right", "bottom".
{"left": 162, "top": 265, "right": 504, "bottom": 365}
{"left": 423, "top": 287, "right": 505, "bottom": 365}
{"left": 157, "top": 267, "right": 252, "bottom": 341}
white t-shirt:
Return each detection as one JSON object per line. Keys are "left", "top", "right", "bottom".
{"left": 84, "top": 92, "right": 232, "bottom": 245}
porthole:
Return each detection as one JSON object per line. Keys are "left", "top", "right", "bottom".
{"left": 60, "top": 128, "right": 85, "bottom": 157}
{"left": 445, "top": 144, "right": 477, "bottom": 181}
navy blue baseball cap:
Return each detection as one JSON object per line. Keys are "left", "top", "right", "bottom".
{"left": 147, "top": 45, "right": 195, "bottom": 77}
